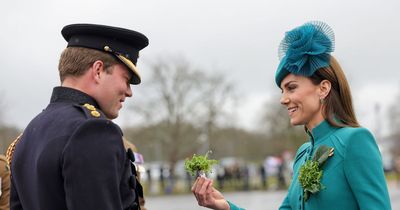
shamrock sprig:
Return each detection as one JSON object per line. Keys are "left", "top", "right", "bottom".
{"left": 298, "top": 145, "right": 334, "bottom": 201}
{"left": 184, "top": 151, "right": 218, "bottom": 177}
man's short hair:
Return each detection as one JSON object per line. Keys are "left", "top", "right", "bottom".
{"left": 58, "top": 47, "right": 119, "bottom": 82}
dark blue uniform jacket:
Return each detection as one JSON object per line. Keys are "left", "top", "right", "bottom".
{"left": 10, "top": 87, "right": 138, "bottom": 210}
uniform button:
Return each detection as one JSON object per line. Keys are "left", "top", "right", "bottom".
{"left": 129, "top": 176, "right": 136, "bottom": 188}
{"left": 127, "top": 148, "right": 135, "bottom": 162}
{"left": 130, "top": 162, "right": 137, "bottom": 176}
{"left": 129, "top": 202, "right": 138, "bottom": 210}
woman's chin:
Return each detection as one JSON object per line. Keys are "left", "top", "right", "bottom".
{"left": 290, "top": 119, "right": 303, "bottom": 126}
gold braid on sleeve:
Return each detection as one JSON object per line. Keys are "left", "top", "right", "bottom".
{"left": 6, "top": 133, "right": 23, "bottom": 173}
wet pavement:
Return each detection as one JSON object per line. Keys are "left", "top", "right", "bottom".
{"left": 146, "top": 181, "right": 400, "bottom": 210}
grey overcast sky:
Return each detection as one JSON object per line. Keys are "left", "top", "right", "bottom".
{"left": 1, "top": 0, "right": 399, "bottom": 135}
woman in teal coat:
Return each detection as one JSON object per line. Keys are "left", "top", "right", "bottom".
{"left": 191, "top": 21, "right": 391, "bottom": 210}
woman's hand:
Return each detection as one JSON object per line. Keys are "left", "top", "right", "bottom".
{"left": 191, "top": 176, "right": 230, "bottom": 210}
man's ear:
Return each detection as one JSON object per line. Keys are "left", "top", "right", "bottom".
{"left": 319, "top": 79, "right": 332, "bottom": 99}
{"left": 91, "top": 60, "right": 104, "bottom": 83}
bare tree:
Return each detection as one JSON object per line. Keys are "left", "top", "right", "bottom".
{"left": 0, "top": 126, "right": 20, "bottom": 154}
{"left": 128, "top": 56, "right": 237, "bottom": 174}
{"left": 257, "top": 95, "right": 306, "bottom": 153}
{"left": 197, "top": 74, "right": 237, "bottom": 154}
{"left": 0, "top": 91, "right": 21, "bottom": 153}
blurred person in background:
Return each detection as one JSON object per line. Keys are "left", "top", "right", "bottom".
{"left": 0, "top": 154, "right": 9, "bottom": 210}
{"left": 259, "top": 164, "right": 267, "bottom": 190}
{"left": 191, "top": 21, "right": 391, "bottom": 210}
{"left": 394, "top": 155, "right": 400, "bottom": 188}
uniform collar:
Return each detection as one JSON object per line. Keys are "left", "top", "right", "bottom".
{"left": 50, "top": 86, "right": 100, "bottom": 108}
{"left": 305, "top": 120, "right": 338, "bottom": 143}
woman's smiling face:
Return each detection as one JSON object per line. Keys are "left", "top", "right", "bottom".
{"left": 279, "top": 73, "right": 325, "bottom": 130}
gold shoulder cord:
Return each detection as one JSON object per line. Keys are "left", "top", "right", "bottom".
{"left": 6, "top": 133, "right": 23, "bottom": 174}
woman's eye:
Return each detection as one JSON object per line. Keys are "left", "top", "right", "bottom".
{"left": 287, "top": 85, "right": 296, "bottom": 91}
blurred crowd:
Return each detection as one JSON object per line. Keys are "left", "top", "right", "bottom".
{"left": 127, "top": 150, "right": 400, "bottom": 197}
{"left": 137, "top": 151, "right": 296, "bottom": 195}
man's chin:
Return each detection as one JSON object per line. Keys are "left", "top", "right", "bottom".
{"left": 104, "top": 112, "right": 118, "bottom": 120}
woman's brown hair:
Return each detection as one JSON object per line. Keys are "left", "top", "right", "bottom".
{"left": 309, "top": 56, "right": 359, "bottom": 128}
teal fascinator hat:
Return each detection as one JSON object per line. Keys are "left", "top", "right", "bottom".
{"left": 275, "top": 21, "right": 335, "bottom": 87}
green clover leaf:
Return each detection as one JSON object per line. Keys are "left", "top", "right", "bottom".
{"left": 298, "top": 145, "right": 334, "bottom": 202}
{"left": 184, "top": 151, "right": 218, "bottom": 177}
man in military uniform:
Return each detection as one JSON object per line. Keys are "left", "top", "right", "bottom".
{"left": 0, "top": 154, "right": 10, "bottom": 210}
{"left": 9, "top": 24, "right": 148, "bottom": 210}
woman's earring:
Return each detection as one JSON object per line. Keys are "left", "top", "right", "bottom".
{"left": 320, "top": 98, "right": 325, "bottom": 104}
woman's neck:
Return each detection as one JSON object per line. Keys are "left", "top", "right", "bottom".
{"left": 306, "top": 114, "right": 325, "bottom": 132}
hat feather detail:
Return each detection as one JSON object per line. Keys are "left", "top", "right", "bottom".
{"left": 278, "top": 21, "right": 335, "bottom": 77}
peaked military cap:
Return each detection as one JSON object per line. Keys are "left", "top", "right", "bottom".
{"left": 61, "top": 23, "right": 149, "bottom": 84}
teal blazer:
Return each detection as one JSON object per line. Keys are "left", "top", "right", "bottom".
{"left": 228, "top": 120, "right": 391, "bottom": 210}
{"left": 279, "top": 120, "right": 391, "bottom": 210}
